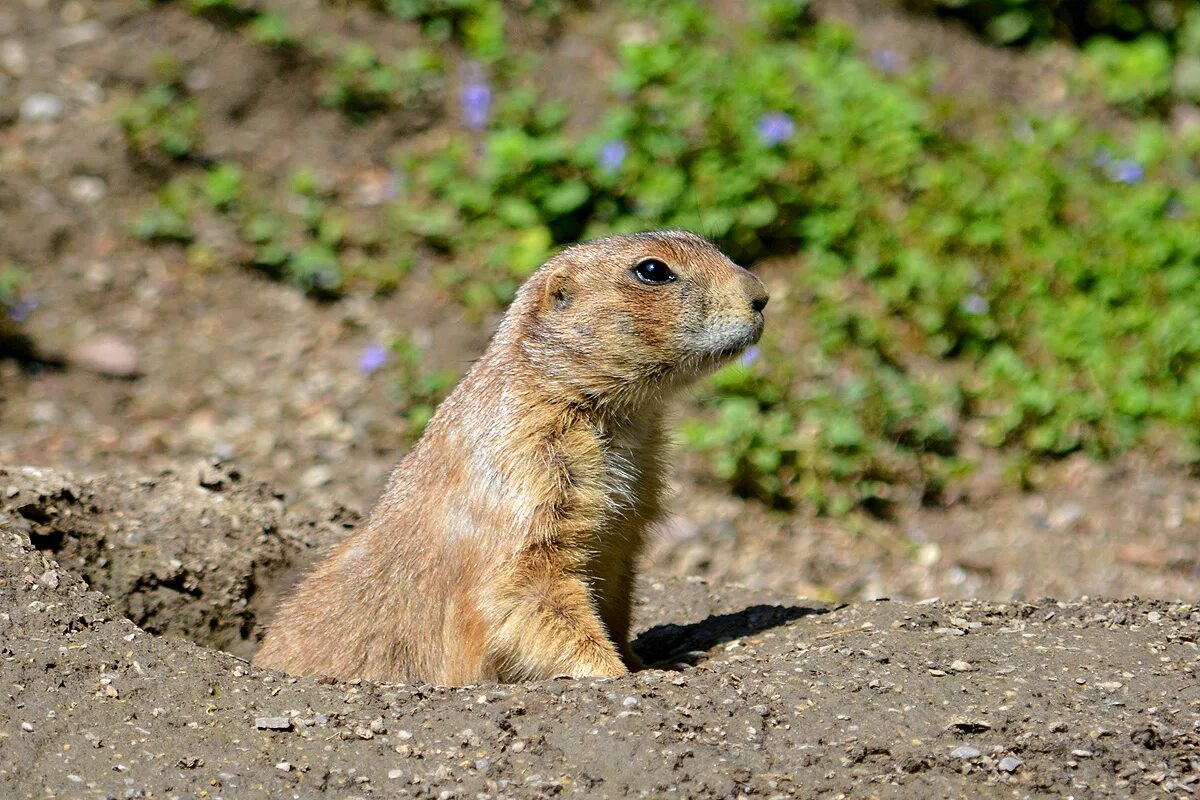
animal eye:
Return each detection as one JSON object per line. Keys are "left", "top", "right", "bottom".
{"left": 632, "top": 258, "right": 677, "bottom": 285}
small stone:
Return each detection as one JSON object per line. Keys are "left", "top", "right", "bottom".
{"left": 510, "top": 740, "right": 526, "bottom": 753}
{"left": 1146, "top": 611, "right": 1162, "bottom": 623}
{"left": 950, "top": 746, "right": 981, "bottom": 760}
{"left": 1049, "top": 504, "right": 1083, "bottom": 529}
{"left": 68, "top": 175, "right": 106, "bottom": 204}
{"left": 26, "top": 601, "right": 46, "bottom": 612}
{"left": 1, "top": 40, "right": 29, "bottom": 76}
{"left": 70, "top": 335, "right": 141, "bottom": 378}
{"left": 20, "top": 92, "right": 64, "bottom": 122}
{"left": 255, "top": 716, "right": 292, "bottom": 731}
{"left": 38, "top": 570, "right": 59, "bottom": 589}
{"left": 275, "top": 762, "right": 291, "bottom": 772}
{"left": 950, "top": 660, "right": 972, "bottom": 672}
{"left": 21, "top": 722, "right": 34, "bottom": 732}
{"left": 998, "top": 756, "right": 1022, "bottom": 773}
{"left": 301, "top": 465, "right": 332, "bottom": 489}
{"left": 388, "top": 769, "right": 404, "bottom": 780}
{"left": 622, "top": 696, "right": 639, "bottom": 708}
{"left": 5, "top": 486, "right": 19, "bottom": 498}
{"left": 474, "top": 758, "right": 490, "bottom": 770}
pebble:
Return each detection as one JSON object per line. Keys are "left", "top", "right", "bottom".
{"left": 998, "top": 756, "right": 1023, "bottom": 773}
{"left": 950, "top": 746, "right": 981, "bottom": 760}
{"left": 388, "top": 769, "right": 404, "bottom": 780}
{"left": 20, "top": 92, "right": 64, "bottom": 122}
{"left": 275, "top": 761, "right": 291, "bottom": 772}
{"left": 950, "top": 660, "right": 973, "bottom": 672}
{"left": 68, "top": 175, "right": 107, "bottom": 204}
{"left": 39, "top": 570, "right": 59, "bottom": 589}
{"left": 21, "top": 722, "right": 34, "bottom": 732}
{"left": 70, "top": 335, "right": 141, "bottom": 378}
{"left": 1, "top": 40, "right": 28, "bottom": 75}
{"left": 255, "top": 716, "right": 292, "bottom": 731}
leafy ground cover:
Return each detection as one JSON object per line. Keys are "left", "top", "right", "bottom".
{"left": 120, "top": 0, "right": 1200, "bottom": 514}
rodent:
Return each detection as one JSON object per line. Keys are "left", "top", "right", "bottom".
{"left": 254, "top": 230, "right": 768, "bottom": 685}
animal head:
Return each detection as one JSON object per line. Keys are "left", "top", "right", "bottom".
{"left": 506, "top": 231, "right": 768, "bottom": 410}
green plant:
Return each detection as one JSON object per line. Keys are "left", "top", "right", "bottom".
{"left": 391, "top": 336, "right": 460, "bottom": 436}
{"left": 386, "top": 0, "right": 1200, "bottom": 511}
{"left": 117, "top": 83, "right": 202, "bottom": 160}
{"left": 320, "top": 43, "right": 443, "bottom": 121}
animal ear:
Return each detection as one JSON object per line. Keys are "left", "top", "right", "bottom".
{"left": 540, "top": 266, "right": 572, "bottom": 314}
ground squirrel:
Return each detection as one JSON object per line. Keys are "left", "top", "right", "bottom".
{"left": 255, "top": 231, "right": 768, "bottom": 685}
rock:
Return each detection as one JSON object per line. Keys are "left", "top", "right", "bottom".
{"left": 20, "top": 92, "right": 64, "bottom": 122}
{"left": 70, "top": 336, "right": 141, "bottom": 378}
{"left": 949, "top": 746, "right": 981, "bottom": 760}
{"left": 1048, "top": 504, "right": 1083, "bottom": 530}
{"left": 255, "top": 716, "right": 292, "bottom": 731}
{"left": 68, "top": 175, "right": 107, "bottom": 204}
{"left": 950, "top": 660, "right": 973, "bottom": 672}
{"left": 998, "top": 756, "right": 1022, "bottom": 773}
{"left": 1, "top": 40, "right": 28, "bottom": 76}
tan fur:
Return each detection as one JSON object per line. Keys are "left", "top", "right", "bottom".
{"left": 254, "top": 231, "right": 768, "bottom": 685}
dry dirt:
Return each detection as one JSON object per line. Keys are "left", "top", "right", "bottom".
{"left": 2, "top": 465, "right": 1198, "bottom": 798}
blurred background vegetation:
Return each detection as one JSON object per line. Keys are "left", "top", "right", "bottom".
{"left": 6, "top": 0, "right": 1200, "bottom": 521}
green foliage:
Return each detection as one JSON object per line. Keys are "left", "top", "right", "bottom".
{"left": 910, "top": 0, "right": 1200, "bottom": 107}
{"left": 908, "top": 0, "right": 1194, "bottom": 46}
{"left": 117, "top": 82, "right": 201, "bottom": 160}
{"left": 321, "top": 43, "right": 443, "bottom": 121}
{"left": 375, "top": 0, "right": 564, "bottom": 60}
{"left": 132, "top": 164, "right": 403, "bottom": 294}
{"left": 391, "top": 336, "right": 460, "bottom": 436}
{"left": 0, "top": 263, "right": 30, "bottom": 339}
{"left": 387, "top": 0, "right": 1200, "bottom": 511}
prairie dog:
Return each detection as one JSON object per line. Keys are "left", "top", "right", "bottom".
{"left": 255, "top": 231, "right": 768, "bottom": 685}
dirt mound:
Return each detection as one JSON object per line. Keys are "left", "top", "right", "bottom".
{"left": 2, "top": 466, "right": 1198, "bottom": 798}
{"left": 0, "top": 463, "right": 354, "bottom": 658}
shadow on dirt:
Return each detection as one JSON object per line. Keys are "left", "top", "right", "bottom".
{"left": 632, "top": 603, "right": 827, "bottom": 666}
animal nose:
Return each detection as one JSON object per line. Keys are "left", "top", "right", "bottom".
{"left": 751, "top": 293, "right": 768, "bottom": 313}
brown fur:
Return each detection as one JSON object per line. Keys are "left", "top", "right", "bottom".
{"left": 254, "top": 231, "right": 768, "bottom": 685}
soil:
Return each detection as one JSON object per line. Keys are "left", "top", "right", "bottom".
{"left": 3, "top": 466, "right": 1199, "bottom": 798}
{"left": 2, "top": 0, "right": 1199, "bottom": 796}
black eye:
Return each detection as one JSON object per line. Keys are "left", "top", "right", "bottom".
{"left": 632, "top": 258, "right": 677, "bottom": 285}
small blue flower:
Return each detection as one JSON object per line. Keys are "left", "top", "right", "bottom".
{"left": 358, "top": 342, "right": 389, "bottom": 375}
{"left": 870, "top": 48, "right": 907, "bottom": 75}
{"left": 4, "top": 294, "right": 39, "bottom": 323}
{"left": 598, "top": 140, "right": 628, "bottom": 172}
{"left": 459, "top": 65, "right": 492, "bottom": 131}
{"left": 739, "top": 345, "right": 761, "bottom": 366}
{"left": 960, "top": 293, "right": 988, "bottom": 316}
{"left": 1108, "top": 159, "right": 1144, "bottom": 185}
{"left": 756, "top": 112, "right": 795, "bottom": 146}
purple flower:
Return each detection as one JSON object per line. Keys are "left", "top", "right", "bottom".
{"left": 598, "top": 140, "right": 628, "bottom": 172}
{"left": 870, "top": 48, "right": 907, "bottom": 75}
{"left": 960, "top": 293, "right": 988, "bottom": 316}
{"left": 739, "top": 345, "right": 761, "bottom": 366}
{"left": 459, "top": 64, "right": 491, "bottom": 131}
{"left": 4, "top": 293, "right": 38, "bottom": 323}
{"left": 1108, "top": 159, "right": 1144, "bottom": 185}
{"left": 756, "top": 112, "right": 795, "bottom": 146}
{"left": 358, "top": 342, "right": 389, "bottom": 375}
